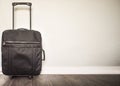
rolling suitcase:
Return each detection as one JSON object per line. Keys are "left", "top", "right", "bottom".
{"left": 1, "top": 2, "right": 45, "bottom": 77}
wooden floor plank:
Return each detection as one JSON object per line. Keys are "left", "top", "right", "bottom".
{"left": 0, "top": 74, "right": 119, "bottom": 86}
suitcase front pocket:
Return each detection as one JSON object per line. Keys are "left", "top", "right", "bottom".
{"left": 2, "top": 41, "right": 42, "bottom": 75}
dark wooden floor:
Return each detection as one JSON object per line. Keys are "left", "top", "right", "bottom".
{"left": 0, "top": 74, "right": 120, "bottom": 86}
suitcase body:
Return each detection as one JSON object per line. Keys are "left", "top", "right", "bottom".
{"left": 1, "top": 2, "right": 45, "bottom": 76}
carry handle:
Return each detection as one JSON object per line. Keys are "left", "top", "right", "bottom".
{"left": 12, "top": 2, "right": 32, "bottom": 30}
{"left": 42, "top": 49, "right": 45, "bottom": 61}
{"left": 12, "top": 2, "right": 32, "bottom": 6}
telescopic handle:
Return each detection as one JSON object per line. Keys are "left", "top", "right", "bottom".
{"left": 12, "top": 2, "right": 32, "bottom": 30}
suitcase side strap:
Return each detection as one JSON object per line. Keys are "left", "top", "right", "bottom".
{"left": 42, "top": 49, "right": 45, "bottom": 61}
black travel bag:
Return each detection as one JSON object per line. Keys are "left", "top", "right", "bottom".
{"left": 1, "top": 2, "right": 45, "bottom": 76}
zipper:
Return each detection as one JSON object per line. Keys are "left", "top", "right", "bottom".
{"left": 3, "top": 41, "right": 40, "bottom": 45}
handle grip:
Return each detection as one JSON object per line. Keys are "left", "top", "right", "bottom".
{"left": 12, "top": 2, "right": 32, "bottom": 6}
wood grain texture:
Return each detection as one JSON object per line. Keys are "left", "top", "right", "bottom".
{"left": 0, "top": 74, "right": 119, "bottom": 86}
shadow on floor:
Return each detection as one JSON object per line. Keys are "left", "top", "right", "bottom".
{"left": 2, "top": 76, "right": 41, "bottom": 86}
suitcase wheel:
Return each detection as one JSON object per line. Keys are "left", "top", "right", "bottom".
{"left": 28, "top": 76, "right": 33, "bottom": 79}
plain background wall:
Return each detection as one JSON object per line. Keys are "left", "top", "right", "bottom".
{"left": 0, "top": 0, "right": 120, "bottom": 69}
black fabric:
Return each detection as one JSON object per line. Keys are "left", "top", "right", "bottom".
{"left": 2, "top": 28, "right": 43, "bottom": 76}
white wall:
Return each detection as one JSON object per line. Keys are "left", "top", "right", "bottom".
{"left": 0, "top": 0, "right": 120, "bottom": 70}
